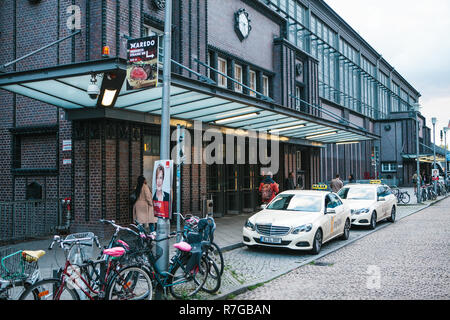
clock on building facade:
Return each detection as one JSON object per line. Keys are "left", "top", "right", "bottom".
{"left": 234, "top": 9, "right": 252, "bottom": 41}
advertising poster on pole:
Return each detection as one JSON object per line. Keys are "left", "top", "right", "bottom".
{"left": 152, "top": 160, "right": 173, "bottom": 219}
{"left": 126, "top": 35, "right": 159, "bottom": 90}
{"left": 432, "top": 169, "right": 439, "bottom": 181}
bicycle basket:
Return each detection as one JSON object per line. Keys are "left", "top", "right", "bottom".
{"left": 0, "top": 247, "right": 38, "bottom": 281}
{"left": 65, "top": 232, "right": 95, "bottom": 264}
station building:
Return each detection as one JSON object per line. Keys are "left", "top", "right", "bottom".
{"left": 0, "top": 0, "right": 440, "bottom": 238}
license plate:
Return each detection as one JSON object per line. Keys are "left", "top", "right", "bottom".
{"left": 260, "top": 236, "right": 282, "bottom": 244}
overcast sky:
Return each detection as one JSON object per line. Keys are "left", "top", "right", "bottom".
{"left": 324, "top": 0, "right": 450, "bottom": 145}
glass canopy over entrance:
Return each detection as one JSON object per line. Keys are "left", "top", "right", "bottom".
{"left": 0, "top": 58, "right": 378, "bottom": 144}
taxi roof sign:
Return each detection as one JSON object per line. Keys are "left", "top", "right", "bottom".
{"left": 370, "top": 180, "right": 382, "bottom": 184}
{"left": 312, "top": 184, "right": 328, "bottom": 190}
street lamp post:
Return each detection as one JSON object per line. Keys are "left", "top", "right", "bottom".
{"left": 156, "top": 0, "right": 173, "bottom": 277}
{"left": 444, "top": 127, "right": 449, "bottom": 187}
{"left": 432, "top": 117, "right": 437, "bottom": 194}
{"left": 414, "top": 103, "right": 421, "bottom": 203}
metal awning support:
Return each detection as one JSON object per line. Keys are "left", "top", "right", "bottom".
{"left": 1, "top": 30, "right": 81, "bottom": 72}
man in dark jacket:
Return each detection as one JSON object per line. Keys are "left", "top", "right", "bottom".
{"left": 284, "top": 171, "right": 296, "bottom": 191}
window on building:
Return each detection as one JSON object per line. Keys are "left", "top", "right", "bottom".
{"left": 381, "top": 162, "right": 397, "bottom": 173}
{"left": 295, "top": 86, "right": 301, "bottom": 111}
{"left": 143, "top": 135, "right": 160, "bottom": 156}
{"left": 234, "top": 64, "right": 243, "bottom": 93}
{"left": 249, "top": 70, "right": 256, "bottom": 97}
{"left": 262, "top": 75, "right": 269, "bottom": 97}
{"left": 391, "top": 81, "right": 400, "bottom": 112}
{"left": 378, "top": 71, "right": 389, "bottom": 119}
{"left": 143, "top": 25, "right": 164, "bottom": 66}
{"left": 400, "top": 89, "right": 409, "bottom": 112}
{"left": 218, "top": 57, "right": 228, "bottom": 88}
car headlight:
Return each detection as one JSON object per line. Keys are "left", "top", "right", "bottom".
{"left": 352, "top": 208, "right": 370, "bottom": 215}
{"left": 244, "top": 220, "right": 256, "bottom": 231}
{"left": 292, "top": 224, "right": 313, "bottom": 234}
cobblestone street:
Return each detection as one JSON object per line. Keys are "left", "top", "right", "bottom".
{"left": 232, "top": 196, "right": 450, "bottom": 300}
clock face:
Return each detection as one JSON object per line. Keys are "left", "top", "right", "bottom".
{"left": 235, "top": 9, "right": 251, "bottom": 41}
{"left": 238, "top": 13, "right": 249, "bottom": 38}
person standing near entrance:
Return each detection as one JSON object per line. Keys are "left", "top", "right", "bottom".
{"left": 133, "top": 175, "right": 157, "bottom": 232}
{"left": 330, "top": 174, "right": 344, "bottom": 193}
{"left": 259, "top": 172, "right": 279, "bottom": 205}
{"left": 348, "top": 174, "right": 356, "bottom": 184}
{"left": 284, "top": 171, "right": 296, "bottom": 191}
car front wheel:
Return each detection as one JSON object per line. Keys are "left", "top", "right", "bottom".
{"left": 369, "top": 212, "right": 377, "bottom": 230}
{"left": 311, "top": 229, "right": 323, "bottom": 255}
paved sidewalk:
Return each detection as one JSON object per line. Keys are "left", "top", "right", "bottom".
{"left": 0, "top": 191, "right": 446, "bottom": 300}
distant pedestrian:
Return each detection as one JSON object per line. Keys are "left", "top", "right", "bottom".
{"left": 412, "top": 173, "right": 421, "bottom": 194}
{"left": 133, "top": 175, "right": 157, "bottom": 233}
{"left": 348, "top": 174, "right": 356, "bottom": 184}
{"left": 284, "top": 171, "right": 296, "bottom": 191}
{"left": 330, "top": 174, "right": 344, "bottom": 193}
{"left": 296, "top": 172, "right": 304, "bottom": 190}
{"left": 259, "top": 172, "right": 279, "bottom": 205}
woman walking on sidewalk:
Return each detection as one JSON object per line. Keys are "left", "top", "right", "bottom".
{"left": 133, "top": 175, "right": 157, "bottom": 232}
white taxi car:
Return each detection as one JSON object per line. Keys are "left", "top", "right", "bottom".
{"left": 243, "top": 190, "right": 351, "bottom": 255}
{"left": 337, "top": 184, "right": 397, "bottom": 229}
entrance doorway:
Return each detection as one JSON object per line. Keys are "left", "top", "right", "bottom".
{"left": 143, "top": 134, "right": 160, "bottom": 184}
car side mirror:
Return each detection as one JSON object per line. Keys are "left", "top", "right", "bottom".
{"left": 326, "top": 208, "right": 336, "bottom": 215}
{"left": 261, "top": 204, "right": 267, "bottom": 210}
{"left": 378, "top": 197, "right": 386, "bottom": 202}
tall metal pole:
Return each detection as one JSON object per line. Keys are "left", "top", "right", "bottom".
{"left": 176, "top": 124, "right": 185, "bottom": 243}
{"left": 156, "top": 0, "right": 172, "bottom": 275}
{"left": 445, "top": 127, "right": 448, "bottom": 187}
{"left": 415, "top": 106, "right": 421, "bottom": 203}
{"left": 432, "top": 118, "right": 437, "bottom": 194}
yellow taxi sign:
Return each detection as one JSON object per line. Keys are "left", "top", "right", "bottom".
{"left": 312, "top": 184, "right": 328, "bottom": 190}
{"left": 370, "top": 180, "right": 382, "bottom": 184}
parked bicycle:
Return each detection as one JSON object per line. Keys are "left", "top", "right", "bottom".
{"left": 0, "top": 248, "right": 45, "bottom": 300}
{"left": 176, "top": 213, "right": 224, "bottom": 276}
{"left": 436, "top": 180, "right": 447, "bottom": 197}
{"left": 391, "top": 187, "right": 410, "bottom": 204}
{"left": 173, "top": 212, "right": 222, "bottom": 294}
{"left": 19, "top": 232, "right": 152, "bottom": 300}
{"left": 101, "top": 219, "right": 212, "bottom": 299}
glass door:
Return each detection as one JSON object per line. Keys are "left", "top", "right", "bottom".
{"left": 225, "top": 164, "right": 240, "bottom": 214}
{"left": 240, "top": 164, "right": 253, "bottom": 212}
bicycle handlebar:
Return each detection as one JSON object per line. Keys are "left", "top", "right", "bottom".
{"left": 48, "top": 235, "right": 100, "bottom": 251}
{"left": 100, "top": 219, "right": 139, "bottom": 236}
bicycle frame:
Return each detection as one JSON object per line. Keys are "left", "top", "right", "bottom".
{"left": 55, "top": 254, "right": 116, "bottom": 300}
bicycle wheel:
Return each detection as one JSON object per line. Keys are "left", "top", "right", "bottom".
{"left": 106, "top": 265, "right": 153, "bottom": 300}
{"left": 207, "top": 242, "right": 224, "bottom": 276}
{"left": 201, "top": 256, "right": 221, "bottom": 294}
{"left": 401, "top": 192, "right": 410, "bottom": 204}
{"left": 19, "top": 278, "right": 80, "bottom": 300}
{"left": 169, "top": 255, "right": 209, "bottom": 300}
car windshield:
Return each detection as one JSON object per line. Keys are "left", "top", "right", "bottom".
{"left": 266, "top": 194, "right": 323, "bottom": 212}
{"left": 338, "top": 187, "right": 375, "bottom": 200}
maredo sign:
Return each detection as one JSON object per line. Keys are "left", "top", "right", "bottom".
{"left": 126, "top": 36, "right": 159, "bottom": 90}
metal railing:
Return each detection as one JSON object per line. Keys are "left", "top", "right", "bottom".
{"left": 0, "top": 199, "right": 61, "bottom": 243}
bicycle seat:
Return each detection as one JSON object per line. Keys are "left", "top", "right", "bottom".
{"left": 103, "top": 247, "right": 125, "bottom": 258}
{"left": 22, "top": 250, "right": 46, "bottom": 262}
{"left": 173, "top": 242, "right": 192, "bottom": 252}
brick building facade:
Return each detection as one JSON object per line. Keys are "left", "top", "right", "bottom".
{"left": 0, "top": 0, "right": 426, "bottom": 238}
